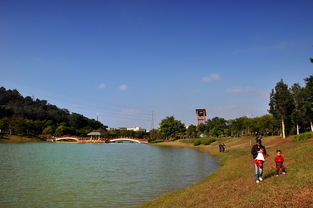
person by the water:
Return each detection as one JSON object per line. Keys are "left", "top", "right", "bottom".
{"left": 219, "top": 143, "right": 226, "bottom": 152}
{"left": 251, "top": 137, "right": 268, "bottom": 183}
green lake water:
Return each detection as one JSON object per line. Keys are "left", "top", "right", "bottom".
{"left": 0, "top": 143, "right": 219, "bottom": 208}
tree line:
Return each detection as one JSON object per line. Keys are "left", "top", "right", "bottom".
{"left": 152, "top": 114, "right": 277, "bottom": 140}
{"left": 153, "top": 75, "right": 313, "bottom": 140}
{"left": 0, "top": 87, "right": 107, "bottom": 137}
{"left": 1, "top": 74, "right": 312, "bottom": 140}
{"left": 269, "top": 75, "right": 313, "bottom": 138}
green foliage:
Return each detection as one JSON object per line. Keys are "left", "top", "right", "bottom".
{"left": 55, "top": 125, "right": 75, "bottom": 136}
{"left": 269, "top": 80, "right": 294, "bottom": 120}
{"left": 293, "top": 132, "right": 313, "bottom": 142}
{"left": 159, "top": 116, "right": 186, "bottom": 139}
{"left": 201, "top": 138, "right": 216, "bottom": 145}
{"left": 149, "top": 129, "right": 161, "bottom": 140}
{"left": 207, "top": 117, "right": 227, "bottom": 137}
{"left": 186, "top": 125, "right": 198, "bottom": 138}
{"left": 290, "top": 83, "right": 306, "bottom": 134}
{"left": 180, "top": 138, "right": 216, "bottom": 146}
{"left": 193, "top": 140, "right": 201, "bottom": 146}
{"left": 304, "top": 75, "right": 313, "bottom": 125}
{"left": 42, "top": 126, "right": 55, "bottom": 135}
{"left": 148, "top": 139, "right": 164, "bottom": 143}
{"left": 0, "top": 87, "right": 107, "bottom": 137}
{"left": 269, "top": 80, "right": 295, "bottom": 137}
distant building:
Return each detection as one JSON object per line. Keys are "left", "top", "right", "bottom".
{"left": 127, "top": 127, "right": 146, "bottom": 132}
{"left": 196, "top": 109, "right": 206, "bottom": 126}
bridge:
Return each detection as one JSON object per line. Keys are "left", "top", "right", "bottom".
{"left": 51, "top": 136, "right": 83, "bottom": 142}
{"left": 47, "top": 136, "right": 148, "bottom": 144}
{"left": 108, "top": 137, "right": 148, "bottom": 144}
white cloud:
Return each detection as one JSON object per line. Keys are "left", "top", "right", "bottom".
{"left": 202, "top": 74, "right": 220, "bottom": 82}
{"left": 98, "top": 83, "right": 107, "bottom": 89}
{"left": 119, "top": 84, "right": 128, "bottom": 91}
{"left": 226, "top": 87, "right": 256, "bottom": 93}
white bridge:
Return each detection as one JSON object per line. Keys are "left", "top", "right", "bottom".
{"left": 48, "top": 136, "right": 148, "bottom": 144}
{"left": 54, "top": 136, "right": 80, "bottom": 142}
{"left": 109, "top": 138, "right": 147, "bottom": 144}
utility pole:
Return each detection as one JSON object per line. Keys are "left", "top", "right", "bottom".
{"left": 151, "top": 111, "right": 154, "bottom": 130}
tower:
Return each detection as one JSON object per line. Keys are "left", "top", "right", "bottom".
{"left": 196, "top": 109, "right": 206, "bottom": 125}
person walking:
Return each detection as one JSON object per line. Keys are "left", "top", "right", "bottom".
{"left": 251, "top": 137, "right": 268, "bottom": 183}
{"left": 274, "top": 150, "right": 286, "bottom": 176}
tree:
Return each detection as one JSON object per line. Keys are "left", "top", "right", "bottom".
{"left": 258, "top": 115, "right": 275, "bottom": 135}
{"left": 69, "top": 113, "right": 87, "bottom": 129}
{"left": 55, "top": 125, "right": 75, "bottom": 136}
{"left": 159, "top": 116, "right": 186, "bottom": 139}
{"left": 0, "top": 117, "right": 10, "bottom": 133}
{"left": 206, "top": 117, "right": 228, "bottom": 137}
{"left": 269, "top": 80, "right": 294, "bottom": 138}
{"left": 290, "top": 83, "right": 306, "bottom": 134}
{"left": 229, "top": 117, "right": 249, "bottom": 136}
{"left": 303, "top": 75, "right": 313, "bottom": 132}
{"left": 197, "top": 124, "right": 207, "bottom": 134}
{"left": 0, "top": 87, "right": 108, "bottom": 137}
{"left": 149, "top": 129, "right": 161, "bottom": 140}
{"left": 186, "top": 125, "right": 198, "bottom": 138}
{"left": 42, "top": 126, "right": 55, "bottom": 135}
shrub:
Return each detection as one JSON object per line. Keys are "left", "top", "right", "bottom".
{"left": 181, "top": 138, "right": 217, "bottom": 146}
{"left": 293, "top": 132, "right": 313, "bottom": 142}
{"left": 149, "top": 139, "right": 164, "bottom": 143}
{"left": 201, "top": 138, "right": 216, "bottom": 145}
{"left": 193, "top": 140, "right": 201, "bottom": 146}
{"left": 180, "top": 139, "right": 193, "bottom": 143}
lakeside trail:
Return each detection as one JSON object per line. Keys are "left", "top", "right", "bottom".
{"left": 142, "top": 136, "right": 313, "bottom": 208}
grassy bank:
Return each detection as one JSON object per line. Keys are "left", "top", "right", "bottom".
{"left": 143, "top": 136, "right": 313, "bottom": 208}
{"left": 0, "top": 135, "right": 43, "bottom": 143}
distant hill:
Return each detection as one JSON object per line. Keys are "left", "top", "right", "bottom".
{"left": 0, "top": 87, "right": 107, "bottom": 137}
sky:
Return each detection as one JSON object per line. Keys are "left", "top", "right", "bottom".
{"left": 1, "top": 0, "right": 313, "bottom": 129}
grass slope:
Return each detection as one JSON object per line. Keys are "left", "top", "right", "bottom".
{"left": 142, "top": 136, "right": 313, "bottom": 208}
{"left": 0, "top": 135, "right": 42, "bottom": 143}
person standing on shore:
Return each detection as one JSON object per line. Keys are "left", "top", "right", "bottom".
{"left": 251, "top": 137, "right": 268, "bottom": 183}
{"left": 221, "top": 143, "right": 226, "bottom": 152}
{"left": 219, "top": 143, "right": 226, "bottom": 152}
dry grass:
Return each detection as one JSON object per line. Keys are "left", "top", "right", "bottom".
{"left": 142, "top": 136, "right": 313, "bottom": 208}
{"left": 0, "top": 135, "right": 42, "bottom": 143}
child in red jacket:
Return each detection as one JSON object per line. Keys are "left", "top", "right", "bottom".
{"left": 274, "top": 150, "right": 286, "bottom": 176}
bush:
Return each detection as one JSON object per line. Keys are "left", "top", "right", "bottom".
{"left": 293, "top": 132, "right": 313, "bottom": 142}
{"left": 193, "top": 140, "right": 201, "bottom": 146}
{"left": 180, "top": 138, "right": 217, "bottom": 146}
{"left": 201, "top": 138, "right": 216, "bottom": 145}
{"left": 149, "top": 139, "right": 164, "bottom": 143}
{"left": 180, "top": 139, "right": 193, "bottom": 143}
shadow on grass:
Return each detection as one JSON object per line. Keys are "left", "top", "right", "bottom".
{"left": 264, "top": 170, "right": 277, "bottom": 179}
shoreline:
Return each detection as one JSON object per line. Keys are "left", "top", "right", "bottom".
{"left": 142, "top": 136, "right": 313, "bottom": 208}
{"left": 0, "top": 135, "right": 43, "bottom": 143}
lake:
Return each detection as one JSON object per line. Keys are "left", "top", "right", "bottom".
{"left": 0, "top": 143, "right": 219, "bottom": 208}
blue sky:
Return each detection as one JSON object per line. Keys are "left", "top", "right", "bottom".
{"left": 1, "top": 0, "right": 312, "bottom": 129}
